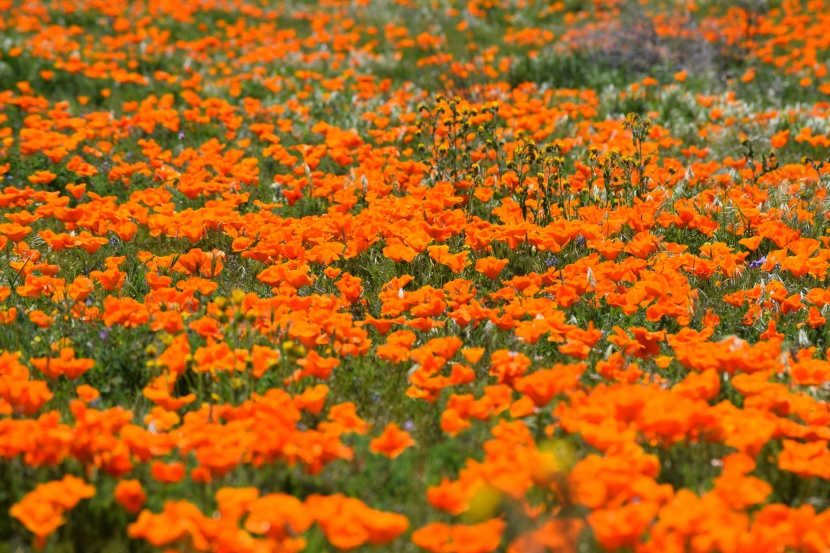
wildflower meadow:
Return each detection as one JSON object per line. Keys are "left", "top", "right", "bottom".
{"left": 2, "top": 0, "right": 830, "bottom": 551}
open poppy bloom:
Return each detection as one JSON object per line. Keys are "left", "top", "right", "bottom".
{"left": 370, "top": 422, "right": 416, "bottom": 458}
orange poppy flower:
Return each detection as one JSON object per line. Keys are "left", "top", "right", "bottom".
{"left": 150, "top": 461, "right": 186, "bottom": 484}
{"left": 295, "top": 350, "right": 340, "bottom": 380}
{"left": 114, "top": 480, "right": 147, "bottom": 514}
{"left": 412, "top": 519, "right": 505, "bottom": 553}
{"left": 475, "top": 257, "right": 509, "bottom": 280}
{"left": 370, "top": 422, "right": 416, "bottom": 458}
{"left": 11, "top": 475, "right": 95, "bottom": 550}
{"left": 31, "top": 348, "right": 95, "bottom": 380}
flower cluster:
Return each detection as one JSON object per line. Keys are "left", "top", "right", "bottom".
{"left": 2, "top": 0, "right": 830, "bottom": 551}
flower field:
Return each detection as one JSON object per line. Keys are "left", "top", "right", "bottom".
{"left": 2, "top": 0, "right": 830, "bottom": 551}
